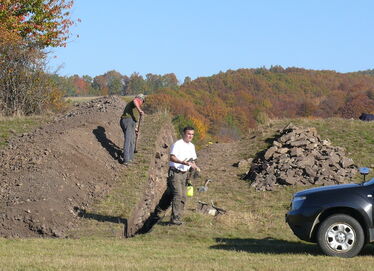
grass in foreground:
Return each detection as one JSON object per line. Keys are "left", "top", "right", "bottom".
{"left": 1, "top": 235, "right": 374, "bottom": 270}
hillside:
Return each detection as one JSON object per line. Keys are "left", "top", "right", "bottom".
{"left": 146, "top": 67, "right": 374, "bottom": 141}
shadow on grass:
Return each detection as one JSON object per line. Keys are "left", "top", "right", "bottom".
{"left": 74, "top": 207, "right": 127, "bottom": 224}
{"left": 211, "top": 237, "right": 374, "bottom": 257}
{"left": 211, "top": 237, "right": 320, "bottom": 255}
{"left": 359, "top": 244, "right": 374, "bottom": 256}
{"left": 93, "top": 126, "right": 122, "bottom": 161}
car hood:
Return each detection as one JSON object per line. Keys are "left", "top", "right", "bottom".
{"left": 294, "top": 183, "right": 359, "bottom": 197}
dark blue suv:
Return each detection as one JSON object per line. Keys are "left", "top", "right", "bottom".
{"left": 286, "top": 168, "right": 374, "bottom": 257}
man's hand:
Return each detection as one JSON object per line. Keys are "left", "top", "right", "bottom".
{"left": 186, "top": 161, "right": 200, "bottom": 171}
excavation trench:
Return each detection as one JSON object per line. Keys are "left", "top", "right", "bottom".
{"left": 125, "top": 121, "right": 175, "bottom": 237}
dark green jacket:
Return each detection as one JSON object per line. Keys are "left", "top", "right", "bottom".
{"left": 121, "top": 100, "right": 138, "bottom": 122}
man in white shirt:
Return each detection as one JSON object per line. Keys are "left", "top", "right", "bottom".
{"left": 152, "top": 126, "right": 198, "bottom": 225}
{"left": 145, "top": 126, "right": 199, "bottom": 227}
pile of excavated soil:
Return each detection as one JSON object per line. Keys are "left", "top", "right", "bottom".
{"left": 0, "top": 96, "right": 126, "bottom": 237}
{"left": 246, "top": 123, "right": 357, "bottom": 191}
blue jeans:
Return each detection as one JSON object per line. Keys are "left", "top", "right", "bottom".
{"left": 120, "top": 117, "right": 136, "bottom": 163}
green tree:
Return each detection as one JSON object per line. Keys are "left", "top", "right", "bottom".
{"left": 183, "top": 76, "right": 192, "bottom": 85}
{"left": 93, "top": 75, "right": 109, "bottom": 96}
{"left": 126, "top": 73, "right": 146, "bottom": 95}
{"left": 161, "top": 73, "right": 179, "bottom": 89}
{"left": 104, "top": 70, "right": 124, "bottom": 95}
{"left": 145, "top": 73, "right": 163, "bottom": 92}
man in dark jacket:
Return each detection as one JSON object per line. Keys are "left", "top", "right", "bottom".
{"left": 120, "top": 94, "right": 145, "bottom": 164}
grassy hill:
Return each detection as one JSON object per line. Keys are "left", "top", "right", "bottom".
{"left": 146, "top": 68, "right": 374, "bottom": 142}
{"left": 1, "top": 116, "right": 374, "bottom": 270}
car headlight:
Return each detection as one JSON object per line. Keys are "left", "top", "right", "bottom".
{"left": 291, "top": 196, "right": 306, "bottom": 211}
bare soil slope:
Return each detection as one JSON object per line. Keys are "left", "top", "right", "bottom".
{"left": 0, "top": 96, "right": 126, "bottom": 237}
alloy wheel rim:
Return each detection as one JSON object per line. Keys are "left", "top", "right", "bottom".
{"left": 325, "top": 223, "right": 355, "bottom": 252}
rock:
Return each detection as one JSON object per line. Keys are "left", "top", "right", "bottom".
{"left": 283, "top": 123, "right": 298, "bottom": 132}
{"left": 341, "top": 157, "right": 354, "bottom": 168}
{"left": 304, "top": 166, "right": 317, "bottom": 178}
{"left": 265, "top": 174, "right": 276, "bottom": 185}
{"left": 277, "top": 148, "right": 289, "bottom": 154}
{"left": 273, "top": 141, "right": 282, "bottom": 147}
{"left": 316, "top": 153, "right": 329, "bottom": 160}
{"left": 264, "top": 146, "right": 278, "bottom": 160}
{"left": 279, "top": 133, "right": 295, "bottom": 143}
{"left": 305, "top": 143, "right": 318, "bottom": 150}
{"left": 306, "top": 127, "right": 318, "bottom": 136}
{"left": 308, "top": 137, "right": 317, "bottom": 143}
{"left": 329, "top": 153, "right": 340, "bottom": 164}
{"left": 277, "top": 174, "right": 297, "bottom": 185}
{"left": 237, "top": 158, "right": 253, "bottom": 168}
{"left": 290, "top": 140, "right": 309, "bottom": 147}
{"left": 297, "top": 155, "right": 315, "bottom": 168}
{"left": 290, "top": 148, "right": 303, "bottom": 157}
{"left": 335, "top": 176, "right": 346, "bottom": 184}
{"left": 322, "top": 140, "right": 331, "bottom": 146}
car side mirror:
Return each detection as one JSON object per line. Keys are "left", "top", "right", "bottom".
{"left": 359, "top": 167, "right": 370, "bottom": 182}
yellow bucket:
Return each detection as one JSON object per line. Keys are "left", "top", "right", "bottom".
{"left": 186, "top": 185, "right": 194, "bottom": 197}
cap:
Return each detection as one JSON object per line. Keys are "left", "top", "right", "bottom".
{"left": 135, "top": 93, "right": 145, "bottom": 101}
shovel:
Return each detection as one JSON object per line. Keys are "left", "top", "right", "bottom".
{"left": 134, "top": 114, "right": 143, "bottom": 153}
{"left": 197, "top": 179, "right": 213, "bottom": 192}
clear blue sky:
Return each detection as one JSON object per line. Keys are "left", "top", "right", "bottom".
{"left": 48, "top": 0, "right": 374, "bottom": 81}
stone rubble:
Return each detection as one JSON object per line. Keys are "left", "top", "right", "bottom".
{"left": 62, "top": 96, "right": 122, "bottom": 119}
{"left": 245, "top": 123, "right": 357, "bottom": 191}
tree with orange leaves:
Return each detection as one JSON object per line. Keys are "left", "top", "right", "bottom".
{"left": 0, "top": 0, "right": 76, "bottom": 48}
{"left": 0, "top": 0, "right": 77, "bottom": 116}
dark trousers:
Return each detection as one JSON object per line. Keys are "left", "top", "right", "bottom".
{"left": 120, "top": 117, "right": 136, "bottom": 163}
{"left": 156, "top": 168, "right": 188, "bottom": 222}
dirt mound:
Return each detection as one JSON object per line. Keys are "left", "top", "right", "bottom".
{"left": 0, "top": 96, "right": 126, "bottom": 237}
{"left": 246, "top": 123, "right": 357, "bottom": 191}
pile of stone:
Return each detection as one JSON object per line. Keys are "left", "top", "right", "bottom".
{"left": 63, "top": 96, "right": 122, "bottom": 118}
{"left": 246, "top": 123, "right": 357, "bottom": 191}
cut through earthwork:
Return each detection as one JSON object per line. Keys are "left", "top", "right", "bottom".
{"left": 125, "top": 123, "right": 175, "bottom": 237}
{"left": 0, "top": 96, "right": 176, "bottom": 238}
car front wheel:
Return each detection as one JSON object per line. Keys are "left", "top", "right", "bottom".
{"left": 317, "top": 214, "right": 365, "bottom": 258}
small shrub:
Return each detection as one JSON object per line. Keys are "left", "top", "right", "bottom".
{"left": 254, "top": 111, "right": 269, "bottom": 125}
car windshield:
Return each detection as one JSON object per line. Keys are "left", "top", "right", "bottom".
{"left": 363, "top": 178, "right": 374, "bottom": 186}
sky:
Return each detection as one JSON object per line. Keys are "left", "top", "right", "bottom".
{"left": 48, "top": 0, "right": 374, "bottom": 81}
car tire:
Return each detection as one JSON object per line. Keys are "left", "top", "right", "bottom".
{"left": 317, "top": 214, "right": 365, "bottom": 258}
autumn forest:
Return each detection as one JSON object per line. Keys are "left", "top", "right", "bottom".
{"left": 47, "top": 67, "right": 374, "bottom": 141}
{"left": 1, "top": 1, "right": 374, "bottom": 142}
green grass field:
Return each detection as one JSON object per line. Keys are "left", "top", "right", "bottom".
{"left": 1, "top": 117, "right": 374, "bottom": 270}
